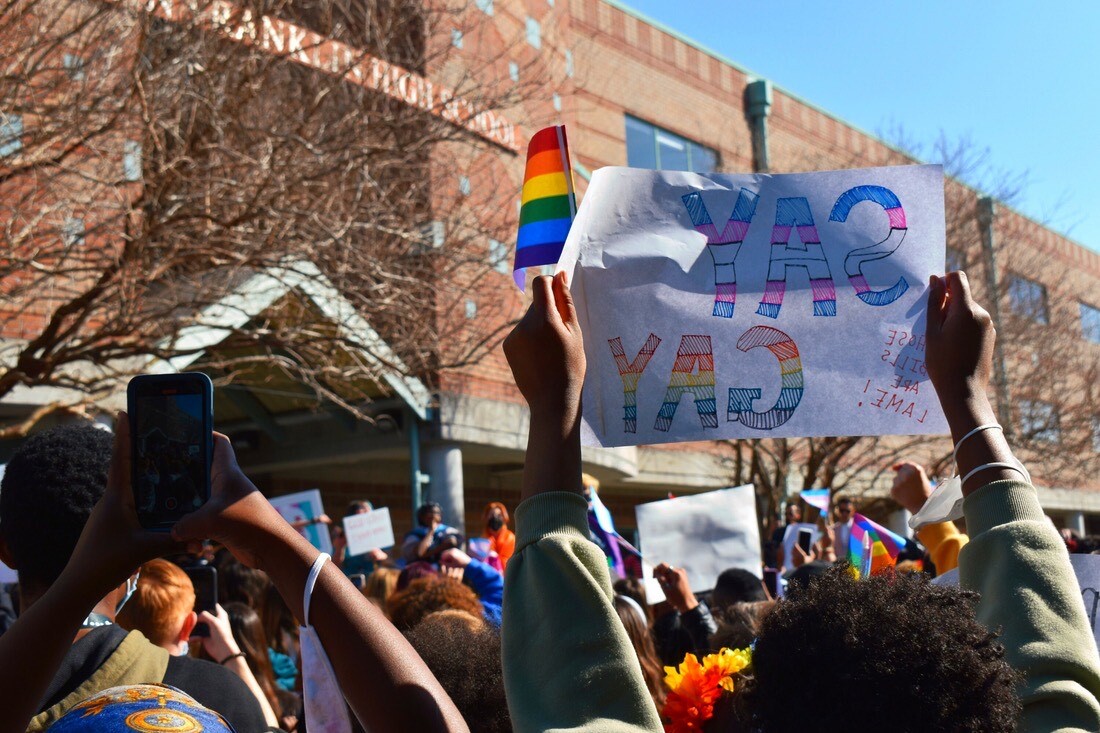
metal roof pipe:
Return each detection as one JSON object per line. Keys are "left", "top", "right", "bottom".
{"left": 745, "top": 79, "right": 773, "bottom": 173}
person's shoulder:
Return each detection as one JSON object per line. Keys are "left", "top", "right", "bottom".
{"left": 164, "top": 656, "right": 267, "bottom": 733}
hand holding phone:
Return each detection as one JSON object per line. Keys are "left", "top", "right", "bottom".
{"left": 184, "top": 565, "right": 218, "bottom": 638}
{"left": 797, "top": 527, "right": 814, "bottom": 555}
{"left": 128, "top": 373, "right": 214, "bottom": 531}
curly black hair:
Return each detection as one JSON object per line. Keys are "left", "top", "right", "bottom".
{"left": 0, "top": 423, "right": 112, "bottom": 590}
{"left": 406, "top": 611, "right": 511, "bottom": 733}
{"left": 738, "top": 566, "right": 1020, "bottom": 733}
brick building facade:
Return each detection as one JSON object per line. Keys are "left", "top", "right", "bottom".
{"left": 2, "top": 0, "right": 1098, "bottom": 542}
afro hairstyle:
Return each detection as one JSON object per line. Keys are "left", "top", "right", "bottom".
{"left": 405, "top": 610, "right": 511, "bottom": 733}
{"left": 740, "top": 565, "right": 1020, "bottom": 733}
{"left": 0, "top": 423, "right": 112, "bottom": 590}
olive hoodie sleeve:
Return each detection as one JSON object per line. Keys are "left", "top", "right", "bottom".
{"left": 959, "top": 479, "right": 1100, "bottom": 733}
{"left": 502, "top": 491, "right": 662, "bottom": 733}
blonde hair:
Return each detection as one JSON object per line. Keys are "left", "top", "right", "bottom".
{"left": 116, "top": 559, "right": 195, "bottom": 647}
{"left": 363, "top": 567, "right": 399, "bottom": 610}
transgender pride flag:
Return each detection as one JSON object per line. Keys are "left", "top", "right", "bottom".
{"left": 513, "top": 125, "right": 577, "bottom": 289}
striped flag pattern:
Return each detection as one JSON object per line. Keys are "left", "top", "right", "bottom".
{"left": 514, "top": 125, "right": 576, "bottom": 288}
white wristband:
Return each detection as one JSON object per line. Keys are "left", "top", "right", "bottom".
{"left": 952, "top": 424, "right": 1003, "bottom": 467}
{"left": 303, "top": 552, "right": 330, "bottom": 626}
{"left": 960, "top": 461, "right": 1029, "bottom": 487}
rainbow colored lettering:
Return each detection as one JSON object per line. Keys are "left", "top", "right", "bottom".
{"left": 608, "top": 334, "right": 662, "bottom": 433}
{"left": 654, "top": 335, "right": 717, "bottom": 432}
{"left": 757, "top": 198, "right": 837, "bottom": 319}
{"left": 830, "top": 186, "right": 909, "bottom": 306}
{"left": 681, "top": 188, "right": 759, "bottom": 318}
{"left": 727, "top": 326, "right": 804, "bottom": 430}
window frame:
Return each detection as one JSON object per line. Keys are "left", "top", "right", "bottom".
{"left": 1080, "top": 301, "right": 1100, "bottom": 344}
{"left": 624, "top": 115, "right": 718, "bottom": 174}
{"left": 1005, "top": 272, "right": 1050, "bottom": 325}
{"left": 1018, "top": 398, "right": 1061, "bottom": 444}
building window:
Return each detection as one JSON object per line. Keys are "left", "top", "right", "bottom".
{"left": 565, "top": 49, "right": 574, "bottom": 77}
{"left": 63, "top": 53, "right": 85, "bottom": 81}
{"left": 945, "top": 246, "right": 966, "bottom": 273}
{"left": 625, "top": 115, "right": 717, "bottom": 173}
{"left": 552, "top": 93, "right": 561, "bottom": 112}
{"left": 1006, "top": 274, "right": 1049, "bottom": 325}
{"left": 475, "top": 0, "right": 493, "bottom": 15}
{"left": 123, "top": 140, "right": 142, "bottom": 182}
{"left": 61, "top": 217, "right": 85, "bottom": 247}
{"left": 465, "top": 299, "right": 478, "bottom": 319}
{"left": 508, "top": 61, "right": 519, "bottom": 82}
{"left": 420, "top": 220, "right": 445, "bottom": 249}
{"left": 451, "top": 29, "right": 463, "bottom": 49}
{"left": 1081, "top": 302, "right": 1100, "bottom": 344}
{"left": 1019, "top": 398, "right": 1060, "bottom": 443}
{"left": 525, "top": 17, "right": 541, "bottom": 49}
{"left": 0, "top": 114, "right": 23, "bottom": 157}
{"left": 458, "top": 176, "right": 471, "bottom": 196}
{"left": 489, "top": 238, "right": 509, "bottom": 274}
{"left": 1093, "top": 416, "right": 1100, "bottom": 453}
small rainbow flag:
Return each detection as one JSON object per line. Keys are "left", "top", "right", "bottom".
{"left": 848, "top": 512, "right": 907, "bottom": 579}
{"left": 514, "top": 125, "right": 576, "bottom": 289}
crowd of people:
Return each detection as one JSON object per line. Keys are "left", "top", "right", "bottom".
{"left": 0, "top": 270, "right": 1099, "bottom": 733}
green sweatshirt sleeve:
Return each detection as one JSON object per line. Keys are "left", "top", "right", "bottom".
{"left": 959, "top": 479, "right": 1100, "bottom": 733}
{"left": 502, "top": 492, "right": 662, "bottom": 733}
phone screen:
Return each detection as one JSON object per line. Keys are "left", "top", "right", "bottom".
{"left": 130, "top": 374, "right": 212, "bottom": 529}
{"left": 797, "top": 528, "right": 814, "bottom": 554}
{"left": 185, "top": 566, "right": 217, "bottom": 637}
{"left": 763, "top": 568, "right": 779, "bottom": 598}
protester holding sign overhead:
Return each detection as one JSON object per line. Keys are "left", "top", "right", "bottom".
{"left": 500, "top": 271, "right": 1100, "bottom": 732}
{"left": 333, "top": 500, "right": 391, "bottom": 577}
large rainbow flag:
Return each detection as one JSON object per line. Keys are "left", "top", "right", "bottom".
{"left": 848, "top": 512, "right": 907, "bottom": 578}
{"left": 514, "top": 125, "right": 576, "bottom": 289}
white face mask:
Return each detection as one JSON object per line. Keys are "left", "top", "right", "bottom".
{"left": 300, "top": 554, "right": 352, "bottom": 733}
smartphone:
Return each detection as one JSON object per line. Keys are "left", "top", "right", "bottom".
{"left": 349, "top": 573, "right": 368, "bottom": 590}
{"left": 184, "top": 565, "right": 217, "bottom": 638}
{"left": 763, "top": 568, "right": 780, "bottom": 599}
{"left": 797, "top": 527, "right": 814, "bottom": 555}
{"left": 128, "top": 373, "right": 214, "bottom": 531}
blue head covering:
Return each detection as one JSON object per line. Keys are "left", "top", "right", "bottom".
{"left": 49, "top": 684, "right": 235, "bottom": 733}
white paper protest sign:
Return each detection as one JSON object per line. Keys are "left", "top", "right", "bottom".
{"left": 270, "top": 489, "right": 333, "bottom": 555}
{"left": 934, "top": 554, "right": 1100, "bottom": 653}
{"left": 343, "top": 508, "right": 395, "bottom": 557}
{"left": 559, "top": 165, "right": 948, "bottom": 447}
{"left": 635, "top": 484, "right": 760, "bottom": 598}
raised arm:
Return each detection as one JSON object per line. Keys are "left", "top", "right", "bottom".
{"left": 926, "top": 272, "right": 1100, "bottom": 731}
{"left": 501, "top": 273, "right": 662, "bottom": 733}
{"left": 173, "top": 435, "right": 469, "bottom": 733}
{"left": 0, "top": 416, "right": 179, "bottom": 733}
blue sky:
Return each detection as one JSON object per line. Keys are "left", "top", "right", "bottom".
{"left": 618, "top": 1, "right": 1100, "bottom": 253}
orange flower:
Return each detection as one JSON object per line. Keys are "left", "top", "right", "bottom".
{"left": 661, "top": 648, "right": 751, "bottom": 733}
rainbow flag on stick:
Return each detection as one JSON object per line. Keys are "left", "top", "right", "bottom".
{"left": 514, "top": 125, "right": 577, "bottom": 289}
{"left": 848, "top": 512, "right": 907, "bottom": 579}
